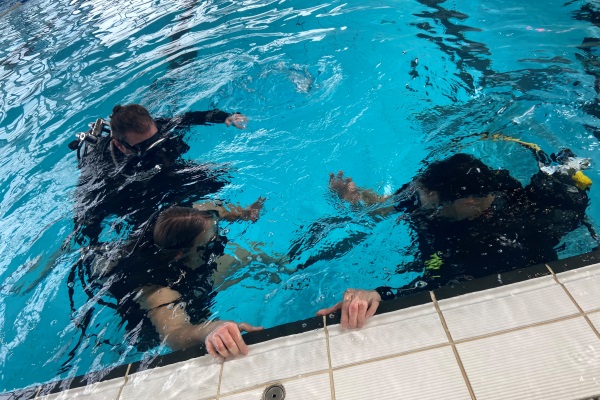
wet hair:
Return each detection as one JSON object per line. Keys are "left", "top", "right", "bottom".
{"left": 394, "top": 153, "right": 522, "bottom": 211}
{"left": 153, "top": 207, "right": 214, "bottom": 250}
{"left": 109, "top": 104, "right": 155, "bottom": 141}
{"left": 418, "top": 153, "right": 521, "bottom": 203}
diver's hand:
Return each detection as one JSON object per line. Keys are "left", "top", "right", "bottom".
{"left": 240, "top": 197, "right": 266, "bottom": 222}
{"left": 329, "top": 171, "right": 360, "bottom": 203}
{"left": 316, "top": 289, "right": 381, "bottom": 329}
{"left": 205, "top": 321, "right": 263, "bottom": 358}
{"left": 225, "top": 113, "right": 248, "bottom": 129}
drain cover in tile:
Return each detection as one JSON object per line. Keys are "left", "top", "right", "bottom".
{"left": 262, "top": 383, "right": 285, "bottom": 400}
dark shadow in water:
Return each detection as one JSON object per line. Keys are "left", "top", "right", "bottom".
{"left": 0, "top": 3, "right": 54, "bottom": 73}
{"left": 412, "top": 0, "right": 493, "bottom": 92}
{"left": 166, "top": 0, "right": 200, "bottom": 72}
{"left": 144, "top": 1, "right": 201, "bottom": 110}
{"left": 287, "top": 216, "right": 370, "bottom": 271}
{"left": 484, "top": 65, "right": 579, "bottom": 93}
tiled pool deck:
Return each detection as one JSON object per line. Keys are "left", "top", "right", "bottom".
{"left": 5, "top": 250, "right": 600, "bottom": 399}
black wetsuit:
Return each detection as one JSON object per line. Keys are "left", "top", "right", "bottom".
{"left": 71, "top": 110, "right": 231, "bottom": 247}
{"left": 67, "top": 110, "right": 232, "bottom": 350}
{"left": 377, "top": 153, "right": 590, "bottom": 299}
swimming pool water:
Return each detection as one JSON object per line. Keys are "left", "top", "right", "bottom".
{"left": 1, "top": 0, "right": 599, "bottom": 392}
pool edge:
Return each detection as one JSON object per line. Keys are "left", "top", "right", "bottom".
{"left": 5, "top": 249, "right": 600, "bottom": 398}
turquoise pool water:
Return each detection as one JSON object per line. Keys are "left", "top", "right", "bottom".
{"left": 1, "top": 0, "right": 599, "bottom": 392}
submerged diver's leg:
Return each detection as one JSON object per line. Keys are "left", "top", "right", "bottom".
{"left": 287, "top": 216, "right": 371, "bottom": 271}
{"left": 210, "top": 244, "right": 290, "bottom": 291}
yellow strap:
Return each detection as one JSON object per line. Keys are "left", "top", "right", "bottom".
{"left": 484, "top": 132, "right": 592, "bottom": 190}
{"left": 485, "top": 132, "right": 542, "bottom": 152}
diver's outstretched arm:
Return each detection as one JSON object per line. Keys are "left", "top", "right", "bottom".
{"left": 328, "top": 171, "right": 396, "bottom": 215}
{"left": 178, "top": 110, "right": 248, "bottom": 129}
{"left": 210, "top": 243, "right": 290, "bottom": 291}
{"left": 193, "top": 197, "right": 266, "bottom": 222}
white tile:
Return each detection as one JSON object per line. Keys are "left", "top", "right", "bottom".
{"left": 119, "top": 355, "right": 221, "bottom": 400}
{"left": 556, "top": 263, "right": 600, "bottom": 312}
{"left": 438, "top": 275, "right": 579, "bottom": 341}
{"left": 220, "top": 328, "right": 329, "bottom": 395}
{"left": 37, "top": 377, "right": 124, "bottom": 400}
{"left": 458, "top": 317, "right": 600, "bottom": 400}
{"left": 328, "top": 303, "right": 447, "bottom": 368}
{"left": 220, "top": 373, "right": 332, "bottom": 400}
{"left": 333, "top": 346, "right": 471, "bottom": 400}
{"left": 588, "top": 311, "right": 600, "bottom": 331}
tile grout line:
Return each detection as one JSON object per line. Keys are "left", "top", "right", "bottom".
{"left": 215, "top": 357, "right": 225, "bottom": 400}
{"left": 212, "top": 311, "right": 598, "bottom": 398}
{"left": 332, "top": 342, "right": 452, "bottom": 371}
{"left": 331, "top": 312, "right": 586, "bottom": 372}
{"left": 453, "top": 313, "right": 582, "bottom": 344}
{"left": 430, "top": 290, "right": 477, "bottom": 400}
{"left": 322, "top": 315, "right": 336, "bottom": 400}
{"left": 546, "top": 264, "right": 600, "bottom": 341}
{"left": 115, "top": 363, "right": 131, "bottom": 400}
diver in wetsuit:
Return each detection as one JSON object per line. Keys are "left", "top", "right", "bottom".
{"left": 316, "top": 140, "right": 593, "bottom": 329}
{"left": 55, "top": 104, "right": 251, "bottom": 355}
{"left": 70, "top": 103, "right": 248, "bottom": 248}
{"left": 89, "top": 201, "right": 267, "bottom": 356}
{"left": 19, "top": 104, "right": 247, "bottom": 295}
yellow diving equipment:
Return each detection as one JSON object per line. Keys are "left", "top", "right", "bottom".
{"left": 572, "top": 170, "right": 593, "bottom": 191}
{"left": 483, "top": 131, "right": 592, "bottom": 191}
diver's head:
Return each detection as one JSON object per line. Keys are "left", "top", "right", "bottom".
{"left": 153, "top": 207, "right": 218, "bottom": 266}
{"left": 396, "top": 154, "right": 521, "bottom": 221}
{"left": 419, "top": 154, "right": 513, "bottom": 203}
{"left": 109, "top": 104, "right": 160, "bottom": 156}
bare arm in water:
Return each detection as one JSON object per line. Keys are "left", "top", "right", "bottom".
{"left": 193, "top": 197, "right": 266, "bottom": 222}
{"left": 138, "top": 284, "right": 263, "bottom": 356}
{"left": 328, "top": 171, "right": 396, "bottom": 215}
